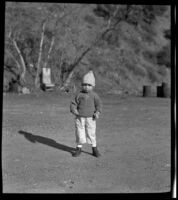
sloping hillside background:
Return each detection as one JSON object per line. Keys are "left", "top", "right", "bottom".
{"left": 4, "top": 3, "right": 171, "bottom": 95}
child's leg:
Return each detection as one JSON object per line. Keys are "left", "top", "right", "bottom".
{"left": 74, "top": 117, "right": 86, "bottom": 154}
{"left": 85, "top": 117, "right": 97, "bottom": 147}
{"left": 73, "top": 117, "right": 86, "bottom": 157}
{"left": 86, "top": 118, "right": 101, "bottom": 157}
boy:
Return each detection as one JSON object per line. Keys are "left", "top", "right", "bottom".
{"left": 70, "top": 71, "right": 102, "bottom": 157}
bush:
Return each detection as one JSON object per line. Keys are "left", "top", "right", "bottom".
{"left": 102, "top": 30, "right": 119, "bottom": 46}
{"left": 84, "top": 15, "right": 96, "bottom": 25}
{"left": 143, "top": 45, "right": 170, "bottom": 68}
{"left": 125, "top": 62, "right": 146, "bottom": 77}
{"left": 164, "top": 29, "right": 171, "bottom": 39}
{"left": 146, "top": 66, "right": 159, "bottom": 82}
{"left": 3, "top": 69, "right": 18, "bottom": 92}
{"left": 156, "top": 45, "right": 170, "bottom": 68}
{"left": 157, "top": 65, "right": 168, "bottom": 77}
{"left": 142, "top": 50, "right": 157, "bottom": 65}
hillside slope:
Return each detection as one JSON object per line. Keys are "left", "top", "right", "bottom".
{"left": 73, "top": 5, "right": 171, "bottom": 95}
{"left": 4, "top": 3, "right": 171, "bottom": 95}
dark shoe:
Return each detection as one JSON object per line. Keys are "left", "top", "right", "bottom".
{"left": 92, "top": 147, "right": 101, "bottom": 157}
{"left": 72, "top": 147, "right": 82, "bottom": 157}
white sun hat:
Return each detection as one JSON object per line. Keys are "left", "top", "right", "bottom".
{"left": 82, "top": 70, "right": 95, "bottom": 87}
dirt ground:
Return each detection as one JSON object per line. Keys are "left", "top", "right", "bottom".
{"left": 2, "top": 91, "right": 171, "bottom": 193}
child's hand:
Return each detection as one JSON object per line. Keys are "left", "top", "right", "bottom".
{"left": 72, "top": 109, "right": 79, "bottom": 117}
{"left": 75, "top": 112, "right": 79, "bottom": 117}
{"left": 93, "top": 111, "right": 100, "bottom": 120}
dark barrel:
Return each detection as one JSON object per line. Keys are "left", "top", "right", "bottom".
{"left": 162, "top": 82, "right": 170, "bottom": 98}
{"left": 157, "top": 82, "right": 170, "bottom": 98}
{"left": 143, "top": 85, "right": 152, "bottom": 97}
{"left": 157, "top": 86, "right": 163, "bottom": 97}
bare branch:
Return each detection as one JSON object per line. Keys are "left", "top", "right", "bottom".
{"left": 112, "top": 5, "right": 131, "bottom": 27}
{"left": 5, "top": 49, "right": 21, "bottom": 70}
{"left": 8, "top": 27, "right": 12, "bottom": 39}
{"left": 113, "top": 5, "right": 120, "bottom": 18}
{"left": 59, "top": 51, "right": 63, "bottom": 70}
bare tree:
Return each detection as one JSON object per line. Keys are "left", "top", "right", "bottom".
{"left": 6, "top": 29, "right": 27, "bottom": 85}
{"left": 34, "top": 4, "right": 77, "bottom": 88}
{"left": 35, "top": 20, "right": 46, "bottom": 88}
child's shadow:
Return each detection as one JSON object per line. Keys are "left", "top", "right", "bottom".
{"left": 18, "top": 130, "right": 92, "bottom": 156}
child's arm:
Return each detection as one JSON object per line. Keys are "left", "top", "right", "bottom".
{"left": 93, "top": 93, "right": 102, "bottom": 119}
{"left": 70, "top": 95, "right": 79, "bottom": 116}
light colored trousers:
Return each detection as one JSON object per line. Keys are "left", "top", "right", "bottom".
{"left": 75, "top": 116, "right": 97, "bottom": 147}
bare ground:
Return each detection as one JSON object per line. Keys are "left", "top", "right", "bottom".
{"left": 2, "top": 92, "right": 171, "bottom": 193}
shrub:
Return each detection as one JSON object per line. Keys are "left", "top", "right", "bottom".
{"left": 156, "top": 45, "right": 170, "bottom": 68}
{"left": 102, "top": 30, "right": 119, "bottom": 46}
{"left": 157, "top": 65, "right": 168, "bottom": 77}
{"left": 142, "top": 50, "right": 157, "bottom": 65}
{"left": 164, "top": 29, "right": 171, "bottom": 39}
{"left": 146, "top": 66, "right": 160, "bottom": 82}
{"left": 84, "top": 15, "right": 96, "bottom": 25}
{"left": 125, "top": 62, "right": 146, "bottom": 77}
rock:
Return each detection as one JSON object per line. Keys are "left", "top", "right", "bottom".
{"left": 22, "top": 87, "right": 30, "bottom": 94}
{"left": 107, "top": 89, "right": 123, "bottom": 95}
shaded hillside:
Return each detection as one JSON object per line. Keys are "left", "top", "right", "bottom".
{"left": 4, "top": 3, "right": 171, "bottom": 94}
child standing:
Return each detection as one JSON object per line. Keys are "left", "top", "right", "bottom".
{"left": 70, "top": 71, "right": 102, "bottom": 157}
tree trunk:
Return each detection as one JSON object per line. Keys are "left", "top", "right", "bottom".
{"left": 60, "top": 46, "right": 91, "bottom": 90}
{"left": 44, "top": 36, "right": 55, "bottom": 68}
{"left": 35, "top": 21, "right": 46, "bottom": 88}
{"left": 58, "top": 51, "right": 64, "bottom": 85}
{"left": 60, "top": 70, "right": 74, "bottom": 90}
{"left": 12, "top": 39, "right": 26, "bottom": 85}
